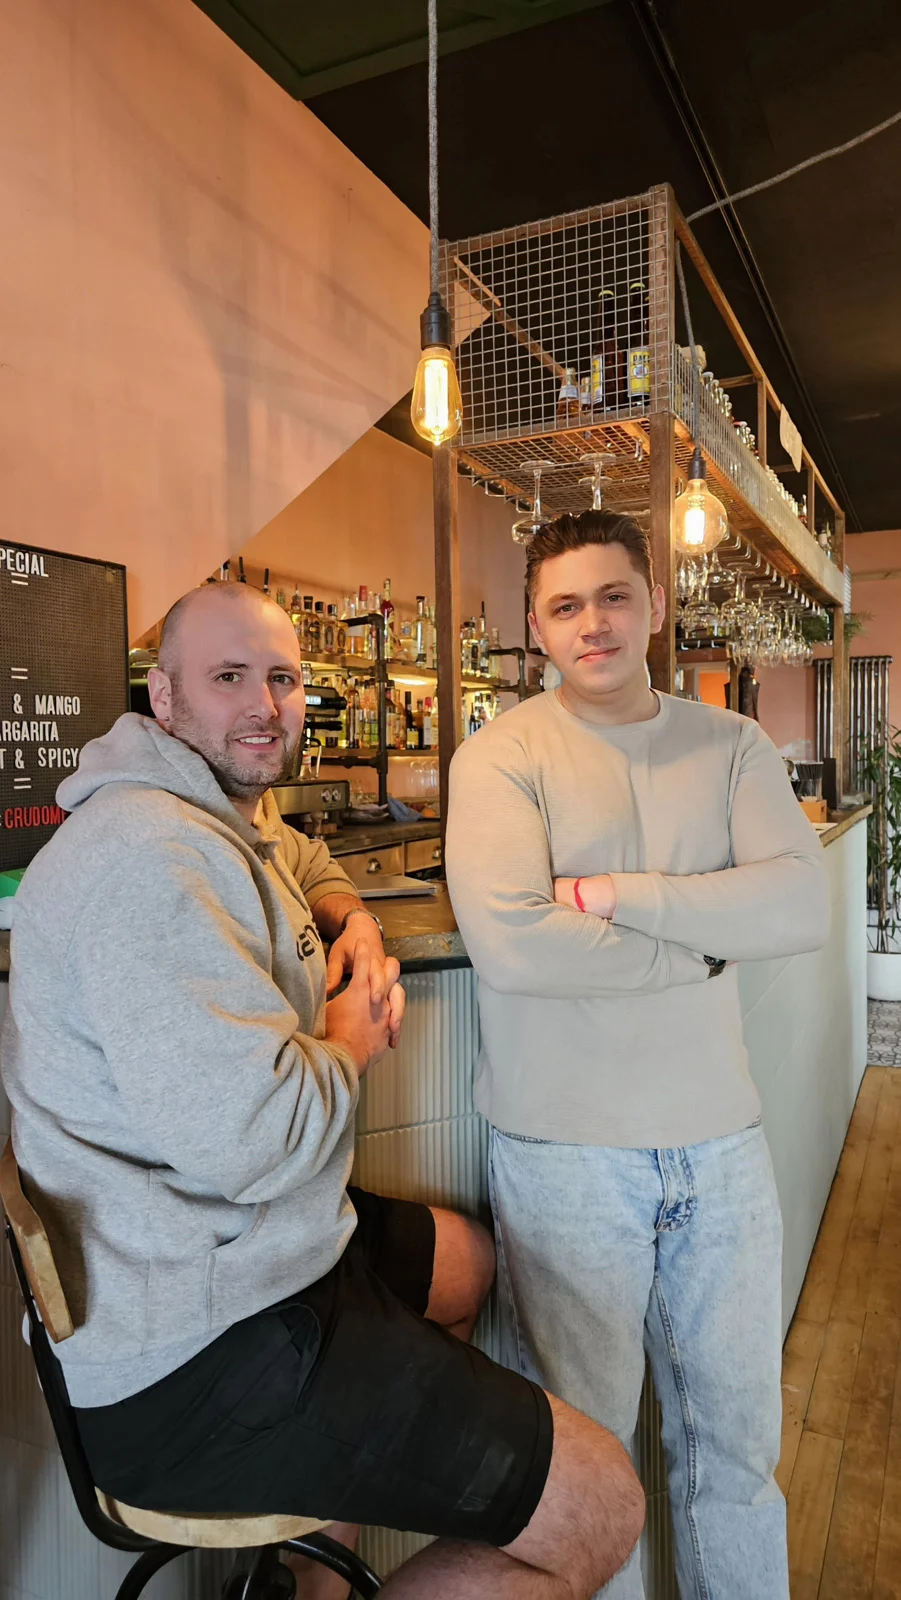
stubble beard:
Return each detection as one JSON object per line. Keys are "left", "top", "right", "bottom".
{"left": 167, "top": 681, "right": 302, "bottom": 801}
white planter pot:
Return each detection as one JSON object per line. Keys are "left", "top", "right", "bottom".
{"left": 867, "top": 950, "right": 901, "bottom": 1001}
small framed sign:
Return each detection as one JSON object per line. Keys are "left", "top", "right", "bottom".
{"left": 0, "top": 542, "right": 128, "bottom": 870}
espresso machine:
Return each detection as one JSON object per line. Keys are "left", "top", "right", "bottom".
{"left": 271, "top": 683, "right": 349, "bottom": 835}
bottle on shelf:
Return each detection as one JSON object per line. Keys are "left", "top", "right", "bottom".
{"left": 799, "top": 494, "right": 809, "bottom": 528}
{"left": 289, "top": 586, "right": 303, "bottom": 635}
{"left": 415, "top": 596, "right": 428, "bottom": 665}
{"left": 335, "top": 608, "right": 347, "bottom": 654}
{"left": 344, "top": 679, "right": 360, "bottom": 749}
{"left": 477, "top": 602, "right": 490, "bottom": 677}
{"left": 627, "top": 281, "right": 650, "bottom": 405}
{"left": 220, "top": 560, "right": 231, "bottom": 583}
{"left": 275, "top": 586, "right": 287, "bottom": 610}
{"left": 460, "top": 618, "right": 473, "bottom": 677}
{"left": 404, "top": 691, "right": 417, "bottom": 750}
{"left": 237, "top": 557, "right": 247, "bottom": 584}
{"left": 592, "top": 288, "right": 622, "bottom": 411}
{"left": 423, "top": 696, "right": 435, "bottom": 749}
{"left": 263, "top": 568, "right": 270, "bottom": 597}
{"left": 369, "top": 592, "right": 382, "bottom": 661}
{"left": 469, "top": 619, "right": 481, "bottom": 677}
{"left": 309, "top": 601, "right": 324, "bottom": 657}
{"left": 297, "top": 596, "right": 311, "bottom": 653}
{"left": 414, "top": 698, "right": 425, "bottom": 749}
{"left": 357, "top": 586, "right": 371, "bottom": 659}
{"left": 556, "top": 366, "right": 580, "bottom": 426}
{"left": 324, "top": 604, "right": 337, "bottom": 654}
{"left": 381, "top": 579, "right": 396, "bottom": 659}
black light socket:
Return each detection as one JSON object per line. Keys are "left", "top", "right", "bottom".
{"left": 420, "top": 290, "right": 452, "bottom": 351}
{"left": 688, "top": 445, "right": 706, "bottom": 481}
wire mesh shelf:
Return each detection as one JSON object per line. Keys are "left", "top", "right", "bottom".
{"left": 442, "top": 188, "right": 671, "bottom": 447}
{"left": 443, "top": 183, "right": 844, "bottom": 609}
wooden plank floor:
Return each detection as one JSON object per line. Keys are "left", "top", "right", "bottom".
{"left": 779, "top": 1066, "right": 901, "bottom": 1599}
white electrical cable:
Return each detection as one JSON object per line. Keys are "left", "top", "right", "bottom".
{"left": 687, "top": 106, "right": 901, "bottom": 223}
{"left": 428, "top": 0, "right": 439, "bottom": 295}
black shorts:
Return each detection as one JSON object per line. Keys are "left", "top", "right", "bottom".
{"left": 75, "top": 1188, "right": 553, "bottom": 1548}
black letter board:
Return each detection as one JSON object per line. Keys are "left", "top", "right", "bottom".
{"left": 0, "top": 542, "right": 128, "bottom": 870}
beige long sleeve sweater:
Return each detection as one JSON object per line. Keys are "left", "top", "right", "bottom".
{"left": 445, "top": 690, "right": 829, "bottom": 1148}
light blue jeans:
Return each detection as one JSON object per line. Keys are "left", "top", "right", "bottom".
{"left": 488, "top": 1122, "right": 788, "bottom": 1600}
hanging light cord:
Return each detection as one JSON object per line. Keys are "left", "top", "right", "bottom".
{"left": 687, "top": 106, "right": 901, "bottom": 223}
{"left": 428, "top": 0, "right": 440, "bottom": 297}
{"left": 675, "top": 241, "right": 701, "bottom": 454}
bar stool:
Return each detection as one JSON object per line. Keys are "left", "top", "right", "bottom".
{"left": 0, "top": 1140, "right": 382, "bottom": 1599}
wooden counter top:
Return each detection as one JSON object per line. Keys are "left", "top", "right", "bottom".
{"left": 0, "top": 804, "right": 873, "bottom": 980}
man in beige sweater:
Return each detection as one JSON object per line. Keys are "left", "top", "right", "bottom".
{"left": 446, "top": 510, "right": 829, "bottom": 1600}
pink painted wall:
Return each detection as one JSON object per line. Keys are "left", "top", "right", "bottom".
{"left": 237, "top": 428, "right": 529, "bottom": 648}
{"left": 755, "top": 531, "right": 901, "bottom": 754}
{"left": 848, "top": 530, "right": 901, "bottom": 730}
{"left": 0, "top": 0, "right": 427, "bottom": 638}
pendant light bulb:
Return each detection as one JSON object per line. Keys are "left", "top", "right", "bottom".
{"left": 673, "top": 448, "right": 728, "bottom": 555}
{"left": 411, "top": 296, "right": 462, "bottom": 445}
{"left": 412, "top": 0, "right": 463, "bottom": 447}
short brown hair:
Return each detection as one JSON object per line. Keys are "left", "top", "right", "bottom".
{"left": 525, "top": 510, "right": 653, "bottom": 608}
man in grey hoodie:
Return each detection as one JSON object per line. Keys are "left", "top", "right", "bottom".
{"left": 2, "top": 580, "right": 644, "bottom": 1600}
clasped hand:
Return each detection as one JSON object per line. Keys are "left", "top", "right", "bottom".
{"left": 325, "top": 936, "right": 405, "bottom": 1074}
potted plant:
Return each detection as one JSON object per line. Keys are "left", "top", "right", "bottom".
{"left": 860, "top": 724, "right": 901, "bottom": 1000}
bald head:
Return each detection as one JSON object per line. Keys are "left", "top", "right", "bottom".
{"left": 158, "top": 582, "right": 297, "bottom": 678}
{"left": 147, "top": 581, "right": 307, "bottom": 819}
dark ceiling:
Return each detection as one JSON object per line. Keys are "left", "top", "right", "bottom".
{"left": 193, "top": 0, "right": 901, "bottom": 530}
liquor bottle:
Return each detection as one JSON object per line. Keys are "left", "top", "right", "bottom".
{"left": 460, "top": 618, "right": 473, "bottom": 677}
{"left": 309, "top": 602, "right": 323, "bottom": 657}
{"left": 477, "top": 602, "right": 490, "bottom": 677}
{"left": 579, "top": 374, "right": 592, "bottom": 420}
{"left": 263, "top": 568, "right": 270, "bottom": 597}
{"left": 381, "top": 579, "right": 396, "bottom": 659}
{"left": 324, "top": 605, "right": 337, "bottom": 654}
{"left": 289, "top": 586, "right": 303, "bottom": 636}
{"left": 799, "top": 494, "right": 809, "bottom": 528}
{"left": 415, "top": 596, "right": 427, "bottom": 665}
{"left": 237, "top": 557, "right": 247, "bottom": 584}
{"left": 423, "top": 696, "right": 435, "bottom": 749}
{"left": 426, "top": 603, "right": 438, "bottom": 670}
{"left": 301, "top": 596, "right": 314, "bottom": 653}
{"left": 556, "top": 366, "right": 580, "bottom": 426}
{"left": 275, "top": 586, "right": 287, "bottom": 611}
{"left": 220, "top": 560, "right": 231, "bottom": 583}
{"left": 369, "top": 592, "right": 382, "bottom": 661}
{"left": 414, "top": 699, "right": 425, "bottom": 750}
{"left": 334, "top": 607, "right": 347, "bottom": 654}
{"left": 345, "top": 680, "right": 360, "bottom": 749}
{"left": 430, "top": 693, "right": 439, "bottom": 750}
{"left": 404, "top": 691, "right": 417, "bottom": 750}
{"left": 591, "top": 288, "right": 620, "bottom": 410}
{"left": 384, "top": 686, "right": 397, "bottom": 750}
{"left": 627, "top": 281, "right": 650, "bottom": 405}
{"left": 469, "top": 620, "right": 481, "bottom": 677}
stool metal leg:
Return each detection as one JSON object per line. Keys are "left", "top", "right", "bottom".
{"left": 114, "top": 1544, "right": 189, "bottom": 1600}
{"left": 283, "top": 1533, "right": 381, "bottom": 1598}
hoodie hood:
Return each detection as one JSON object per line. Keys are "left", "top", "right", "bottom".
{"left": 57, "top": 713, "right": 262, "bottom": 849}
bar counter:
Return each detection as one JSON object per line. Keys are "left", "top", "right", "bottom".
{"left": 0, "top": 807, "right": 872, "bottom": 1594}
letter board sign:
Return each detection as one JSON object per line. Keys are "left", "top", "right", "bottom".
{"left": 0, "top": 542, "right": 128, "bottom": 870}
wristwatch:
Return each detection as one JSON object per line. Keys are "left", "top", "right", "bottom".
{"left": 703, "top": 955, "right": 727, "bottom": 978}
{"left": 340, "top": 906, "right": 385, "bottom": 941}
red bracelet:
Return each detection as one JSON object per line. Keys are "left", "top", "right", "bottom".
{"left": 573, "top": 877, "right": 587, "bottom": 913}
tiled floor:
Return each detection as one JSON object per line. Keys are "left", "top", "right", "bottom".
{"left": 778, "top": 1066, "right": 901, "bottom": 1599}
{"left": 869, "top": 1002, "right": 901, "bottom": 1066}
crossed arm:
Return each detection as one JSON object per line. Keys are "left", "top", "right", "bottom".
{"left": 555, "top": 726, "right": 830, "bottom": 961}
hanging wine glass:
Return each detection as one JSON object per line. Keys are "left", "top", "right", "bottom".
{"left": 511, "top": 459, "right": 560, "bottom": 545}
{"left": 578, "top": 452, "right": 616, "bottom": 510}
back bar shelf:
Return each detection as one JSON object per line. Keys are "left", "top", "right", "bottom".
{"left": 440, "top": 184, "right": 844, "bottom": 610}
{"left": 433, "top": 182, "right": 851, "bottom": 823}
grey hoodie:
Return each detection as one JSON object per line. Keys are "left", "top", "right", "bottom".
{"left": 1, "top": 714, "right": 361, "bottom": 1407}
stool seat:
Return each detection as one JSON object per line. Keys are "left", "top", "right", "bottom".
{"left": 96, "top": 1490, "right": 329, "bottom": 1549}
